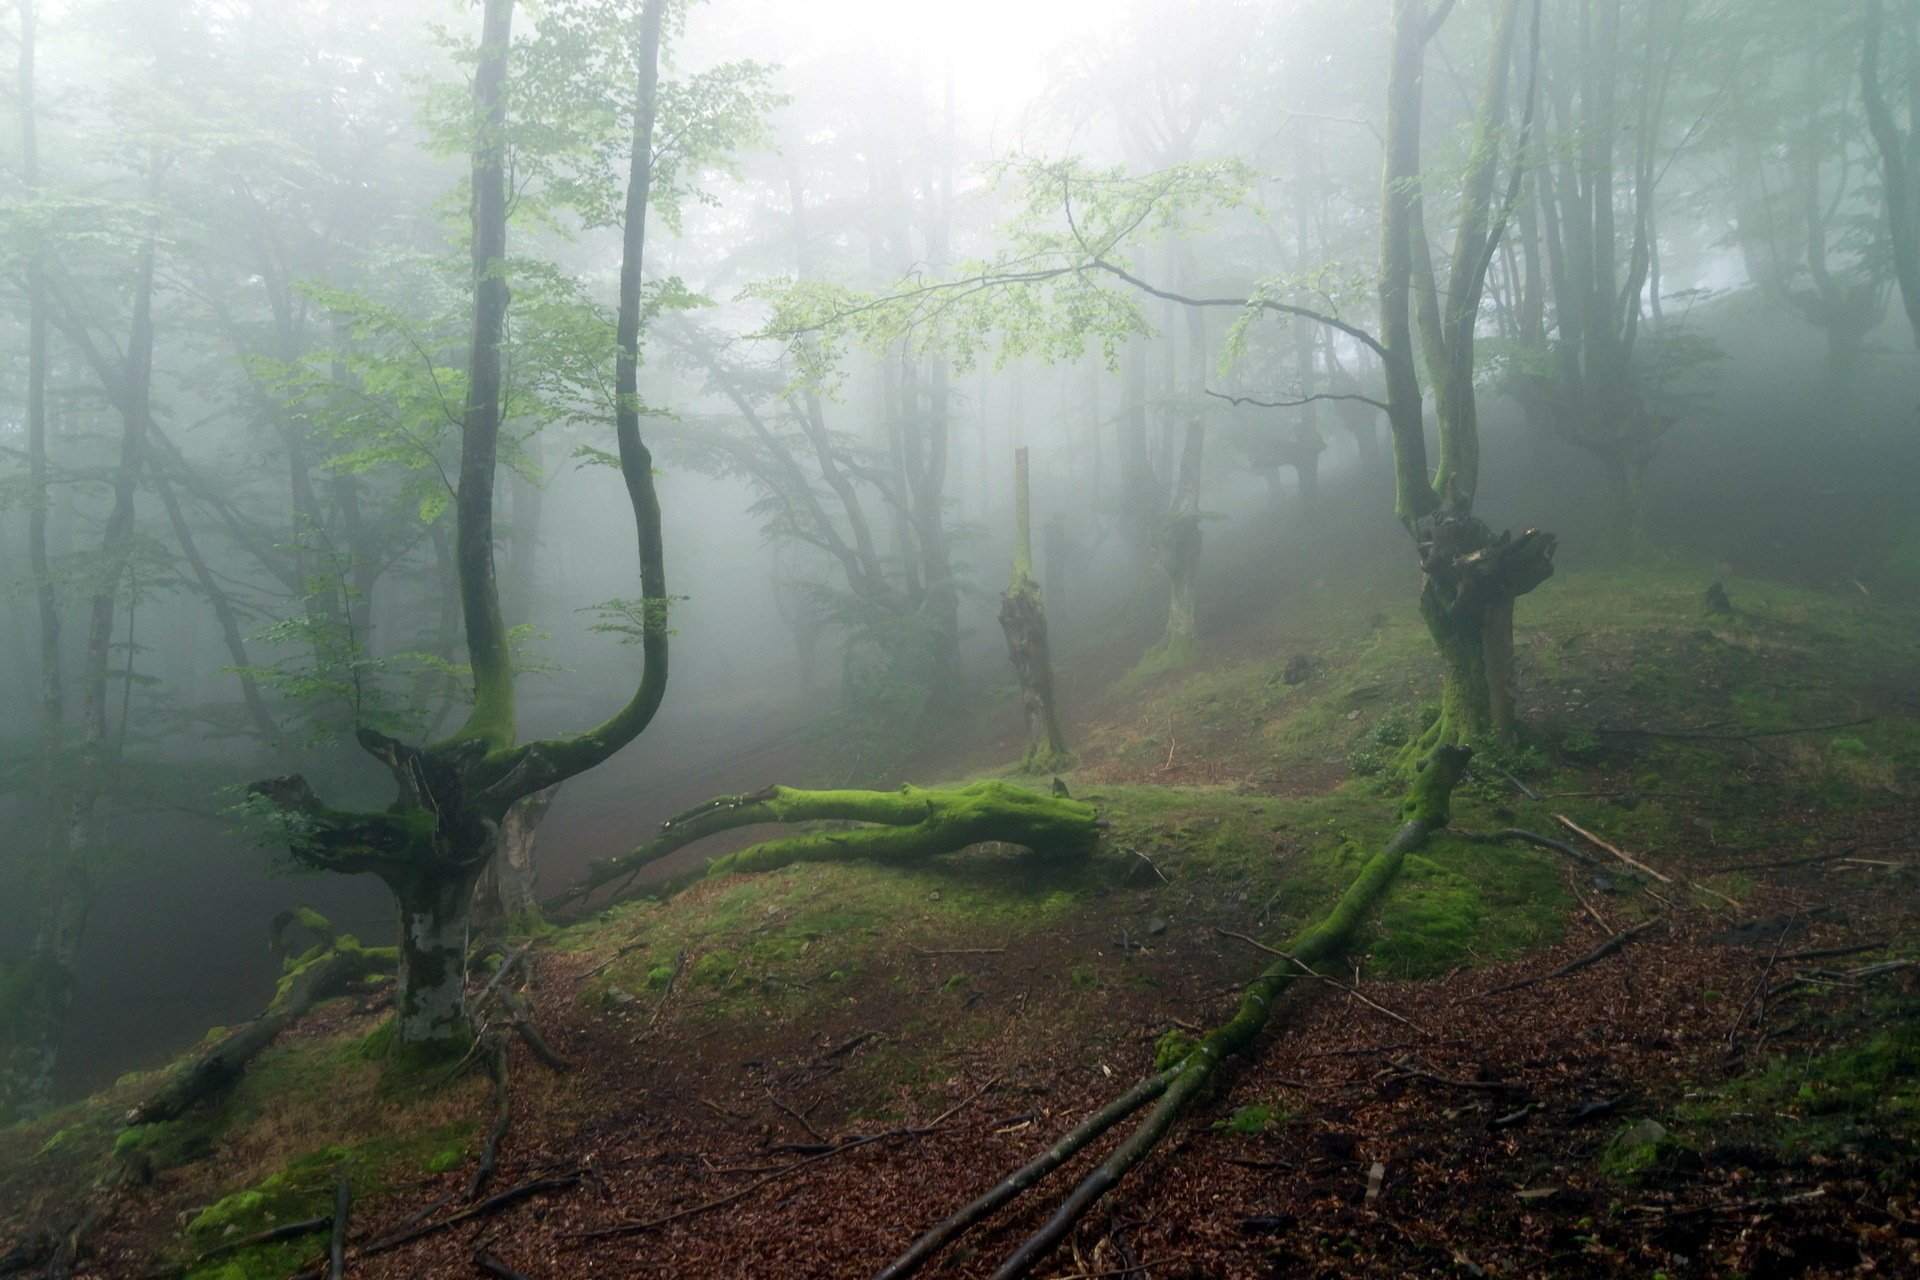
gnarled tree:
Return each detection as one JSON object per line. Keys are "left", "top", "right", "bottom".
{"left": 249, "top": 0, "right": 673, "bottom": 1053}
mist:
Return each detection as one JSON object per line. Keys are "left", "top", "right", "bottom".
{"left": 3, "top": 0, "right": 1919, "bottom": 1275}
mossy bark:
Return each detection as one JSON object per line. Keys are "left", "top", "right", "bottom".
{"left": 999, "top": 448, "right": 1071, "bottom": 773}
{"left": 1414, "top": 510, "right": 1554, "bottom": 747}
{"left": 556, "top": 781, "right": 1100, "bottom": 909}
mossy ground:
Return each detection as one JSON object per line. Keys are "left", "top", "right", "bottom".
{"left": 5, "top": 561, "right": 1917, "bottom": 1273}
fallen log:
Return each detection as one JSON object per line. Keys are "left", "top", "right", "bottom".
{"left": 125, "top": 913, "right": 394, "bottom": 1129}
{"left": 551, "top": 781, "right": 1101, "bottom": 910}
{"left": 877, "top": 745, "right": 1473, "bottom": 1280}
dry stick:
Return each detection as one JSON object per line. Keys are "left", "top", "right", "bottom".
{"left": 1708, "top": 846, "right": 1861, "bottom": 874}
{"left": 1552, "top": 814, "right": 1673, "bottom": 883}
{"left": 328, "top": 1177, "right": 349, "bottom": 1280}
{"left": 1476, "top": 917, "right": 1664, "bottom": 999}
{"left": 577, "top": 938, "right": 649, "bottom": 982}
{"left": 970, "top": 749, "right": 1474, "bottom": 1280}
{"left": 910, "top": 945, "right": 1007, "bottom": 957}
{"left": 568, "top": 1078, "right": 1000, "bottom": 1244}
{"left": 1486, "top": 762, "right": 1539, "bottom": 800}
{"left": 1383, "top": 1057, "right": 1527, "bottom": 1095}
{"left": 467, "top": 1044, "right": 512, "bottom": 1201}
{"left": 1765, "top": 958, "right": 1915, "bottom": 1002}
{"left": 770, "top": 1095, "right": 826, "bottom": 1143}
{"left": 1727, "top": 925, "right": 1792, "bottom": 1049}
{"left": 474, "top": 1251, "right": 538, "bottom": 1280}
{"left": 1597, "top": 717, "right": 1873, "bottom": 743}
{"left": 357, "top": 1174, "right": 582, "bottom": 1259}
{"left": 1213, "top": 928, "right": 1424, "bottom": 1032}
{"left": 1775, "top": 940, "right": 1887, "bottom": 963}
{"left": 1452, "top": 827, "right": 1601, "bottom": 868}
{"left": 871, "top": 1068, "right": 1182, "bottom": 1280}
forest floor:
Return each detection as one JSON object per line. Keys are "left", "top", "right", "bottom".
{"left": 4, "top": 562, "right": 1919, "bottom": 1279}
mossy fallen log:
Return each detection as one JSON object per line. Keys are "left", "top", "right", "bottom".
{"left": 877, "top": 746, "right": 1473, "bottom": 1280}
{"left": 551, "top": 780, "right": 1101, "bottom": 910}
{"left": 125, "top": 912, "right": 394, "bottom": 1131}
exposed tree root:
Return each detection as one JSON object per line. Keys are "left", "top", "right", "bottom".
{"left": 552, "top": 781, "right": 1101, "bottom": 910}
{"left": 877, "top": 746, "right": 1473, "bottom": 1280}
{"left": 1452, "top": 826, "right": 1602, "bottom": 869}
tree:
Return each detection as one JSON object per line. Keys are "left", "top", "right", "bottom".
{"left": 1381, "top": 0, "right": 1554, "bottom": 747}
{"left": 999, "top": 448, "right": 1070, "bottom": 772}
{"left": 249, "top": 0, "right": 680, "bottom": 1054}
{"left": 1863, "top": 0, "right": 1920, "bottom": 349}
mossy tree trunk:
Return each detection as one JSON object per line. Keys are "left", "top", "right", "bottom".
{"left": 999, "top": 448, "right": 1070, "bottom": 772}
{"left": 555, "top": 781, "right": 1101, "bottom": 910}
{"left": 1416, "top": 510, "right": 1554, "bottom": 747}
{"left": 250, "top": 0, "right": 675, "bottom": 1056}
{"left": 1378, "top": 0, "right": 1552, "bottom": 748}
{"left": 878, "top": 748, "right": 1474, "bottom": 1280}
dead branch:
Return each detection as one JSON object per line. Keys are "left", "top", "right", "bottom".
{"left": 356, "top": 1174, "right": 582, "bottom": 1259}
{"left": 1552, "top": 814, "right": 1673, "bottom": 883}
{"left": 1213, "top": 928, "right": 1424, "bottom": 1032}
{"left": 1382, "top": 1057, "right": 1527, "bottom": 1095}
{"left": 1597, "top": 718, "right": 1872, "bottom": 743}
{"left": 564, "top": 1079, "right": 999, "bottom": 1243}
{"left": 1452, "top": 827, "right": 1601, "bottom": 868}
{"left": 1476, "top": 917, "right": 1664, "bottom": 998}
{"left": 473, "top": 1251, "right": 539, "bottom": 1280}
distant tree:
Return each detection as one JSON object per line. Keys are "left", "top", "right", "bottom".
{"left": 1862, "top": 0, "right": 1920, "bottom": 350}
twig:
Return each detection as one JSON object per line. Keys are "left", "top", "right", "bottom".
{"left": 1131, "top": 847, "right": 1171, "bottom": 884}
{"left": 577, "top": 938, "right": 650, "bottom": 982}
{"left": 1214, "top": 928, "right": 1423, "bottom": 1031}
{"left": 1708, "top": 847, "right": 1860, "bottom": 874}
{"left": 1452, "top": 827, "right": 1601, "bottom": 868}
{"left": 1383, "top": 1057, "right": 1526, "bottom": 1095}
{"left": 1476, "top": 917, "right": 1663, "bottom": 998}
{"left": 188, "top": 1217, "right": 331, "bottom": 1266}
{"left": 358, "top": 1175, "right": 581, "bottom": 1259}
{"left": 1488, "top": 763, "right": 1538, "bottom": 800}
{"left": 1774, "top": 940, "right": 1886, "bottom": 962}
{"left": 911, "top": 945, "right": 1007, "bottom": 957}
{"left": 1597, "top": 717, "right": 1872, "bottom": 742}
{"left": 1727, "top": 924, "right": 1792, "bottom": 1049}
{"left": 473, "top": 1250, "right": 538, "bottom": 1280}
{"left": 770, "top": 1095, "right": 825, "bottom": 1143}
{"left": 565, "top": 1079, "right": 999, "bottom": 1243}
{"left": 1552, "top": 814, "right": 1673, "bottom": 883}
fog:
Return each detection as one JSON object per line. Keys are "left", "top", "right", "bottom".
{"left": 1, "top": 0, "right": 1916, "bottom": 1197}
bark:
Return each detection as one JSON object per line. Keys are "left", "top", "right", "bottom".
{"left": 1416, "top": 511, "right": 1555, "bottom": 746}
{"left": 999, "top": 448, "right": 1070, "bottom": 773}
{"left": 475, "top": 787, "right": 557, "bottom": 935}
{"left": 554, "top": 781, "right": 1101, "bottom": 910}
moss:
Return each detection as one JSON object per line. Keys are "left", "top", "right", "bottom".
{"left": 1599, "top": 1118, "right": 1697, "bottom": 1185}
{"left": 1213, "top": 1103, "right": 1288, "bottom": 1135}
{"left": 690, "top": 950, "right": 740, "bottom": 987}
{"left": 1154, "top": 1030, "right": 1199, "bottom": 1070}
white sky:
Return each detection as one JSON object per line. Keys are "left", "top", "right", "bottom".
{"left": 725, "top": 0, "right": 1117, "bottom": 137}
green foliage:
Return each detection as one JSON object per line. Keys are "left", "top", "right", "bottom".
{"left": 757, "top": 156, "right": 1261, "bottom": 384}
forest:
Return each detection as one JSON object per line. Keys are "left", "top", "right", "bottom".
{"left": 1, "top": 0, "right": 1918, "bottom": 1275}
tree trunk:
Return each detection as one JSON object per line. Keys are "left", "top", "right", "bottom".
{"left": 475, "top": 787, "right": 556, "bottom": 935}
{"left": 393, "top": 863, "right": 487, "bottom": 1049}
{"left": 1000, "top": 448, "right": 1070, "bottom": 772}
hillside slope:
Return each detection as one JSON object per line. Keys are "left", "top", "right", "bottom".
{"left": 3, "top": 564, "right": 1917, "bottom": 1279}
